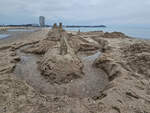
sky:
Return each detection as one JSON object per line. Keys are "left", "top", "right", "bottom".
{"left": 0, "top": 0, "right": 150, "bottom": 26}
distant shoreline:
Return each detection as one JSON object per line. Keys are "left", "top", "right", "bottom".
{"left": 0, "top": 24, "right": 106, "bottom": 28}
{"left": 64, "top": 25, "right": 106, "bottom": 28}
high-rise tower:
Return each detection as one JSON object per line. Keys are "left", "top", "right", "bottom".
{"left": 39, "top": 16, "right": 45, "bottom": 27}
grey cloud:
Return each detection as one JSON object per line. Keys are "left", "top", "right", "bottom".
{"left": 0, "top": 0, "right": 150, "bottom": 25}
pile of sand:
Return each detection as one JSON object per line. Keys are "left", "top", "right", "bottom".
{"left": 123, "top": 42, "right": 150, "bottom": 78}
{"left": 93, "top": 37, "right": 150, "bottom": 113}
{"left": 103, "top": 32, "right": 128, "bottom": 38}
{"left": 22, "top": 39, "right": 56, "bottom": 54}
{"left": 39, "top": 48, "right": 83, "bottom": 84}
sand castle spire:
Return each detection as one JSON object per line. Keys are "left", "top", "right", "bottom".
{"left": 59, "top": 22, "right": 63, "bottom": 29}
{"left": 52, "top": 23, "right": 57, "bottom": 29}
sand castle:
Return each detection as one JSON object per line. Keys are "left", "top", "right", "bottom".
{"left": 0, "top": 24, "right": 150, "bottom": 113}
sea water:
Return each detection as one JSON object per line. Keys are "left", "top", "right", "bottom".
{"left": 8, "top": 29, "right": 35, "bottom": 32}
{"left": 0, "top": 34, "right": 10, "bottom": 39}
{"left": 65, "top": 26, "right": 150, "bottom": 39}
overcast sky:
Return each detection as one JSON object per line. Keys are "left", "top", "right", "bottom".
{"left": 0, "top": 0, "right": 150, "bottom": 25}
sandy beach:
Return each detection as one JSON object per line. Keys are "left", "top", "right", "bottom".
{"left": 0, "top": 26, "right": 150, "bottom": 113}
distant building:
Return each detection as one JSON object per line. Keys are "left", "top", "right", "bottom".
{"left": 39, "top": 16, "right": 45, "bottom": 27}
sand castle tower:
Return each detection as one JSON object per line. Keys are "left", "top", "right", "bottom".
{"left": 52, "top": 23, "right": 58, "bottom": 29}
{"left": 59, "top": 23, "right": 63, "bottom": 29}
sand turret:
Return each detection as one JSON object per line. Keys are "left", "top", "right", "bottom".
{"left": 52, "top": 23, "right": 57, "bottom": 29}
{"left": 59, "top": 22, "right": 63, "bottom": 29}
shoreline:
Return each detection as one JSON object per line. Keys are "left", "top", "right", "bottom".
{"left": 0, "top": 27, "right": 44, "bottom": 46}
{"left": 1, "top": 26, "right": 150, "bottom": 40}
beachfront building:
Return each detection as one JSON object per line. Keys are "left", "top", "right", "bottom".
{"left": 39, "top": 16, "right": 45, "bottom": 27}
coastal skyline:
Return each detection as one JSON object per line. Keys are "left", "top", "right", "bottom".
{"left": 0, "top": 0, "right": 150, "bottom": 26}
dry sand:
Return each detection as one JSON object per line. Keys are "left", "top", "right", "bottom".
{"left": 0, "top": 27, "right": 150, "bottom": 113}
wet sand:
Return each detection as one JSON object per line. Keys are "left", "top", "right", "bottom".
{"left": 0, "top": 28, "right": 42, "bottom": 45}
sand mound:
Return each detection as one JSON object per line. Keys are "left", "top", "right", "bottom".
{"left": 68, "top": 35, "right": 99, "bottom": 53}
{"left": 103, "top": 32, "right": 128, "bottom": 38}
{"left": 39, "top": 48, "right": 83, "bottom": 84}
{"left": 22, "top": 24, "right": 65, "bottom": 54}
{"left": 124, "top": 42, "right": 150, "bottom": 54}
{"left": 22, "top": 39, "right": 56, "bottom": 54}
{"left": 93, "top": 38, "right": 150, "bottom": 113}
{"left": 67, "top": 36, "right": 84, "bottom": 52}
{"left": 122, "top": 42, "right": 150, "bottom": 78}
{"left": 128, "top": 54, "right": 150, "bottom": 77}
